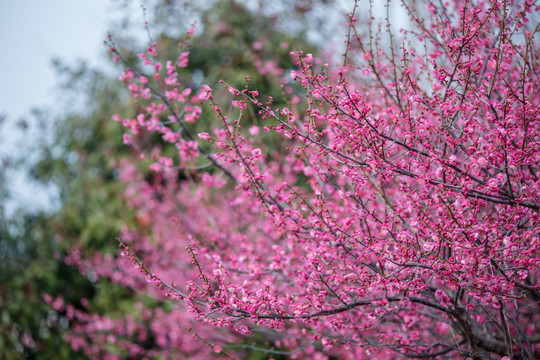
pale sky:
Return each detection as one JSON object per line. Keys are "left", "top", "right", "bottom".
{"left": 0, "top": 0, "right": 116, "bottom": 121}
{"left": 0, "top": 0, "right": 117, "bottom": 214}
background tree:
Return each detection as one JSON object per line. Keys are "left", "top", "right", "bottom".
{"left": 0, "top": 0, "right": 323, "bottom": 358}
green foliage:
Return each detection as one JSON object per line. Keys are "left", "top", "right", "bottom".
{"left": 0, "top": 59, "right": 139, "bottom": 358}
{"left": 0, "top": 211, "right": 90, "bottom": 359}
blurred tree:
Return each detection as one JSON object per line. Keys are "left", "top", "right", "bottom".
{"left": 0, "top": 0, "right": 324, "bottom": 358}
{"left": 0, "top": 61, "right": 132, "bottom": 359}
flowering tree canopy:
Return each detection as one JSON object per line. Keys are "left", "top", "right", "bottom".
{"left": 63, "top": 0, "right": 539, "bottom": 359}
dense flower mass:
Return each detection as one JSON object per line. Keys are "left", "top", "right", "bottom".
{"left": 65, "top": 1, "right": 538, "bottom": 359}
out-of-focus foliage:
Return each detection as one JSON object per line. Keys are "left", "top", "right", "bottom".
{"left": 0, "top": 0, "right": 324, "bottom": 358}
{"left": 0, "top": 60, "right": 134, "bottom": 358}
{"left": 0, "top": 211, "right": 91, "bottom": 359}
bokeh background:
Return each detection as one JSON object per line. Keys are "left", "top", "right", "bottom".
{"left": 0, "top": 1, "right": 402, "bottom": 358}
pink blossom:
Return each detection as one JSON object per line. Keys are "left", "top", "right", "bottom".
{"left": 198, "top": 132, "right": 211, "bottom": 141}
{"left": 248, "top": 126, "right": 259, "bottom": 136}
{"left": 251, "top": 148, "right": 262, "bottom": 158}
{"left": 122, "top": 134, "right": 132, "bottom": 145}
{"left": 177, "top": 51, "right": 189, "bottom": 68}
{"left": 159, "top": 157, "right": 173, "bottom": 168}
{"left": 231, "top": 100, "right": 246, "bottom": 109}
